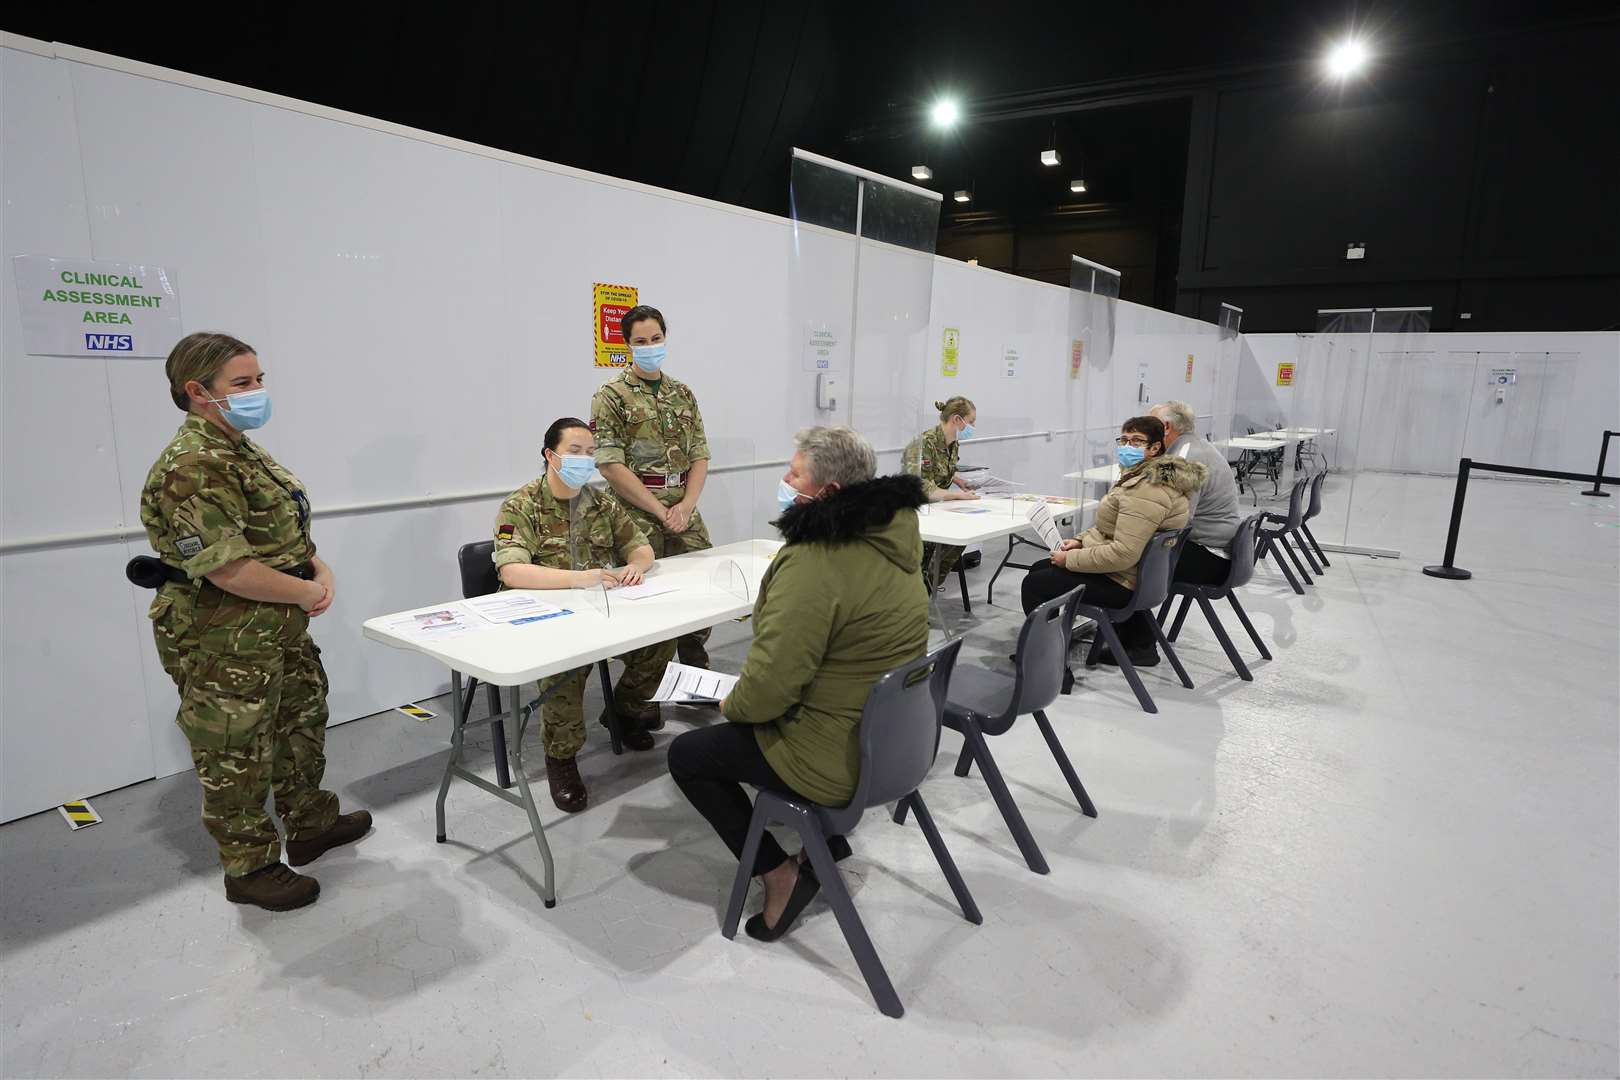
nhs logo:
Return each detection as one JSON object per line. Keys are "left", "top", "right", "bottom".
{"left": 85, "top": 334, "right": 134, "bottom": 351}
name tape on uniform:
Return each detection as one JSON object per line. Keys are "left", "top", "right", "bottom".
{"left": 395, "top": 703, "right": 437, "bottom": 722}
{"left": 58, "top": 798, "right": 102, "bottom": 831}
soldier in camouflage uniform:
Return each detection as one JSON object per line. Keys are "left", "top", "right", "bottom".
{"left": 591, "top": 305, "right": 713, "bottom": 668}
{"left": 139, "top": 332, "right": 371, "bottom": 912}
{"left": 494, "top": 417, "right": 676, "bottom": 813}
{"left": 901, "top": 396, "right": 982, "bottom": 590}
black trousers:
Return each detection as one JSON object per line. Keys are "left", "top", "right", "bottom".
{"left": 1173, "top": 541, "right": 1233, "bottom": 587}
{"left": 1021, "top": 562, "right": 1156, "bottom": 651}
{"left": 668, "top": 722, "right": 805, "bottom": 877}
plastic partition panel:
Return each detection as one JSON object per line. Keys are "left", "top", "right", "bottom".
{"left": 1065, "top": 257, "right": 1121, "bottom": 523}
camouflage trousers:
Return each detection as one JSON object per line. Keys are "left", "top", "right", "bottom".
{"left": 628, "top": 498, "right": 713, "bottom": 667}
{"left": 922, "top": 542, "right": 965, "bottom": 591}
{"left": 536, "top": 637, "right": 676, "bottom": 758}
{"left": 153, "top": 589, "right": 338, "bottom": 877}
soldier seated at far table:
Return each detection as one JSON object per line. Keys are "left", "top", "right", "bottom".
{"left": 493, "top": 416, "right": 676, "bottom": 814}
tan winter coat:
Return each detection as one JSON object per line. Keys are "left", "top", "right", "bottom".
{"left": 1062, "top": 454, "right": 1208, "bottom": 589}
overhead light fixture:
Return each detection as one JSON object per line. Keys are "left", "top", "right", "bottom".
{"left": 1070, "top": 179, "right": 1087, "bottom": 193}
{"left": 911, "top": 165, "right": 933, "bottom": 181}
{"left": 930, "top": 99, "right": 960, "bottom": 129}
{"left": 953, "top": 190, "right": 971, "bottom": 203}
{"left": 1326, "top": 38, "right": 1370, "bottom": 78}
{"left": 1041, "top": 148, "right": 1061, "bottom": 167}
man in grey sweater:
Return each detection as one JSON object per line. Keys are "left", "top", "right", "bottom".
{"left": 1151, "top": 401, "right": 1242, "bottom": 585}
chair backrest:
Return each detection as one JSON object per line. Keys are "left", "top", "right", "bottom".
{"left": 1222, "top": 514, "right": 1266, "bottom": 591}
{"left": 838, "top": 638, "right": 964, "bottom": 820}
{"left": 997, "top": 585, "right": 1086, "bottom": 728}
{"left": 1282, "top": 475, "right": 1309, "bottom": 528}
{"left": 1127, "top": 528, "right": 1191, "bottom": 613}
{"left": 457, "top": 540, "right": 499, "bottom": 599}
{"left": 1305, "top": 469, "right": 1326, "bottom": 521}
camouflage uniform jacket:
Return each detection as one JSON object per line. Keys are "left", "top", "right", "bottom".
{"left": 590, "top": 368, "right": 709, "bottom": 504}
{"left": 901, "top": 425, "right": 959, "bottom": 495}
{"left": 493, "top": 475, "right": 649, "bottom": 577}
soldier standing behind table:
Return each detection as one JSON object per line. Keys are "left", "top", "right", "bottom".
{"left": 590, "top": 304, "right": 713, "bottom": 668}
{"left": 139, "top": 331, "right": 371, "bottom": 912}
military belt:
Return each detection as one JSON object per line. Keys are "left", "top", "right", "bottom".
{"left": 125, "top": 556, "right": 316, "bottom": 589}
{"left": 637, "top": 471, "right": 688, "bottom": 489}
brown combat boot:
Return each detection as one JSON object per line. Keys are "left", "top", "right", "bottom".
{"left": 224, "top": 862, "right": 320, "bottom": 911}
{"left": 287, "top": 810, "right": 373, "bottom": 867}
{"left": 546, "top": 754, "right": 588, "bottom": 813}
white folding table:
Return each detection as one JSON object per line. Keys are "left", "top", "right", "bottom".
{"left": 919, "top": 496, "right": 1095, "bottom": 612}
{"left": 362, "top": 538, "right": 781, "bottom": 907}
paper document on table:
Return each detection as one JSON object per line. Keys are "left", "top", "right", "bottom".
{"left": 383, "top": 606, "right": 481, "bottom": 639}
{"left": 1025, "top": 500, "right": 1063, "bottom": 551}
{"left": 615, "top": 580, "right": 680, "bottom": 601}
{"left": 464, "top": 592, "right": 573, "bottom": 626}
{"left": 962, "top": 473, "right": 1024, "bottom": 493}
{"left": 649, "top": 662, "right": 740, "bottom": 705}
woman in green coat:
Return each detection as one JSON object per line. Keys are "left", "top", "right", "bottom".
{"left": 668, "top": 426, "right": 929, "bottom": 941}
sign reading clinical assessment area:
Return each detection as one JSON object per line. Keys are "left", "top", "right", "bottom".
{"left": 12, "top": 256, "right": 183, "bottom": 358}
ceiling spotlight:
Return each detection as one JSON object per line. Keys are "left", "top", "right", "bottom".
{"left": 1041, "top": 148, "right": 1061, "bottom": 167}
{"left": 1070, "top": 179, "right": 1087, "bottom": 193}
{"left": 1326, "top": 38, "right": 1370, "bottom": 78}
{"left": 911, "top": 165, "right": 933, "bottom": 181}
{"left": 930, "top": 99, "right": 960, "bottom": 128}
{"left": 953, "top": 190, "right": 971, "bottom": 203}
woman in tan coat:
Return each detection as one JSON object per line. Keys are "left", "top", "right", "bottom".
{"left": 1021, "top": 415, "right": 1206, "bottom": 668}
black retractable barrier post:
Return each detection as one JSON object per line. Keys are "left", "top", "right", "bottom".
{"left": 1581, "top": 430, "right": 1615, "bottom": 497}
{"left": 1423, "top": 459, "right": 1474, "bottom": 580}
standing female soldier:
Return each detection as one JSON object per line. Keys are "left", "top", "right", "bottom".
{"left": 140, "top": 332, "right": 370, "bottom": 912}
{"left": 901, "top": 395, "right": 981, "bottom": 589}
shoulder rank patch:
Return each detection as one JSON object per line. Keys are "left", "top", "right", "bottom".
{"left": 588, "top": 418, "right": 597, "bottom": 432}
{"left": 497, "top": 523, "right": 515, "bottom": 540}
{"left": 175, "top": 535, "right": 203, "bottom": 558}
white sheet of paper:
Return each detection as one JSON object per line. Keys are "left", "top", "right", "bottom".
{"left": 1025, "top": 500, "right": 1063, "bottom": 551}
{"left": 383, "top": 606, "right": 481, "bottom": 638}
{"left": 650, "top": 662, "right": 741, "bottom": 705}
{"left": 463, "top": 593, "right": 570, "bottom": 626}
{"left": 615, "top": 581, "right": 680, "bottom": 601}
{"left": 961, "top": 472, "right": 1024, "bottom": 492}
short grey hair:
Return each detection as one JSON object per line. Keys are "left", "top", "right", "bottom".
{"left": 1153, "top": 400, "right": 1198, "bottom": 435}
{"left": 794, "top": 425, "right": 876, "bottom": 487}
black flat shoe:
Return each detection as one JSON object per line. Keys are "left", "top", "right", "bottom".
{"left": 745, "top": 864, "right": 820, "bottom": 942}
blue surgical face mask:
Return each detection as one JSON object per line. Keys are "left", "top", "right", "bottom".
{"left": 551, "top": 453, "right": 597, "bottom": 489}
{"left": 1116, "top": 445, "right": 1146, "bottom": 469}
{"left": 958, "top": 422, "right": 975, "bottom": 440}
{"left": 631, "top": 343, "right": 666, "bottom": 374}
{"left": 210, "top": 388, "right": 271, "bottom": 431}
{"left": 776, "top": 479, "right": 805, "bottom": 514}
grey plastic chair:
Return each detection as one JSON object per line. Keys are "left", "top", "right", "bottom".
{"left": 1156, "top": 515, "right": 1272, "bottom": 681}
{"left": 1255, "top": 476, "right": 1317, "bottom": 594}
{"left": 1076, "top": 529, "right": 1195, "bottom": 714}
{"left": 457, "top": 541, "right": 627, "bottom": 763}
{"left": 1301, "top": 469, "right": 1331, "bottom": 570}
{"left": 720, "top": 638, "right": 979, "bottom": 1020}
{"left": 897, "top": 586, "right": 1094, "bottom": 876}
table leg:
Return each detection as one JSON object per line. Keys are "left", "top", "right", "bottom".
{"left": 508, "top": 680, "right": 558, "bottom": 908}
{"left": 435, "top": 669, "right": 466, "bottom": 843}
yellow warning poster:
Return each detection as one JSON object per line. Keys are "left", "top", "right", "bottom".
{"left": 1185, "top": 354, "right": 1195, "bottom": 383}
{"left": 1276, "top": 362, "right": 1295, "bottom": 387}
{"left": 594, "top": 282, "right": 639, "bottom": 367}
{"left": 942, "top": 328, "right": 960, "bottom": 377}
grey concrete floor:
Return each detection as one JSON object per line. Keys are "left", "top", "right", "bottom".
{"left": 3, "top": 475, "right": 1616, "bottom": 1078}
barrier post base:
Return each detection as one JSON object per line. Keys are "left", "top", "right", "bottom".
{"left": 1422, "top": 565, "right": 1472, "bottom": 580}
{"left": 1579, "top": 489, "right": 1610, "bottom": 498}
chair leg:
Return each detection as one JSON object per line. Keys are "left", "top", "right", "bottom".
{"left": 1156, "top": 596, "right": 1174, "bottom": 626}
{"left": 1149, "top": 619, "right": 1194, "bottom": 689}
{"left": 799, "top": 825, "right": 904, "bottom": 1019}
{"left": 1267, "top": 542, "right": 1303, "bottom": 594}
{"left": 1032, "top": 709, "right": 1097, "bottom": 818}
{"left": 1197, "top": 596, "right": 1252, "bottom": 681}
{"left": 721, "top": 803, "right": 769, "bottom": 939}
{"left": 1227, "top": 593, "right": 1272, "bottom": 659}
{"left": 595, "top": 660, "right": 624, "bottom": 755}
{"left": 1168, "top": 594, "right": 1193, "bottom": 643}
{"left": 903, "top": 791, "right": 982, "bottom": 924}
{"left": 1279, "top": 534, "right": 1314, "bottom": 585}
{"left": 1083, "top": 628, "right": 1105, "bottom": 667}
{"left": 1302, "top": 523, "right": 1331, "bottom": 568}
{"left": 482, "top": 682, "right": 513, "bottom": 790}
{"left": 953, "top": 738, "right": 974, "bottom": 778}
{"left": 1097, "top": 618, "right": 1157, "bottom": 714}
{"left": 986, "top": 537, "right": 1015, "bottom": 607}
{"left": 1291, "top": 530, "right": 1323, "bottom": 575}
{"left": 957, "top": 562, "right": 972, "bottom": 615}
{"left": 958, "top": 716, "right": 1050, "bottom": 873}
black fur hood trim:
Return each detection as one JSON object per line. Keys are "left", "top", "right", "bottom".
{"left": 774, "top": 474, "right": 928, "bottom": 545}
